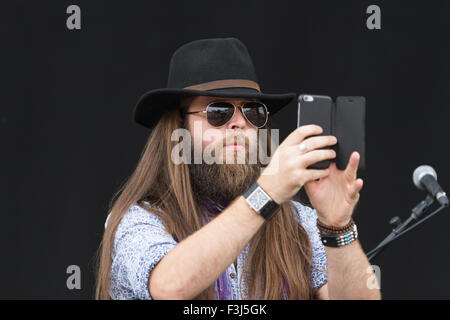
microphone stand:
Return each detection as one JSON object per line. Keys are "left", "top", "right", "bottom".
{"left": 366, "top": 195, "right": 447, "bottom": 262}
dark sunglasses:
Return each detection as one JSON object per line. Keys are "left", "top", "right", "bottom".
{"left": 183, "top": 101, "right": 269, "bottom": 128}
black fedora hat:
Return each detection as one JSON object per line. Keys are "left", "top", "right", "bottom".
{"left": 134, "top": 37, "right": 296, "bottom": 129}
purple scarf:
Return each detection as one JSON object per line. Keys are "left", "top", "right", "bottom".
{"left": 202, "top": 198, "right": 289, "bottom": 300}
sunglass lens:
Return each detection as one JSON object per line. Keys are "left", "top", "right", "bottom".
{"left": 243, "top": 102, "right": 268, "bottom": 127}
{"left": 207, "top": 102, "right": 235, "bottom": 127}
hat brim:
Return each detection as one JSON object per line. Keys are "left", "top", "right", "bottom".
{"left": 133, "top": 87, "right": 297, "bottom": 129}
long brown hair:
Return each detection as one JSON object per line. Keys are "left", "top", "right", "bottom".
{"left": 95, "top": 99, "right": 316, "bottom": 300}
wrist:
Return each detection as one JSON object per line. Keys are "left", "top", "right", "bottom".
{"left": 256, "top": 176, "right": 283, "bottom": 204}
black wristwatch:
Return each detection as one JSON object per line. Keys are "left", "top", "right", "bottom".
{"left": 243, "top": 182, "right": 280, "bottom": 220}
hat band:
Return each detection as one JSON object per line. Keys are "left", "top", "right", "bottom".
{"left": 183, "top": 79, "right": 261, "bottom": 92}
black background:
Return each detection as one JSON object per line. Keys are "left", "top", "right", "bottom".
{"left": 1, "top": 0, "right": 449, "bottom": 299}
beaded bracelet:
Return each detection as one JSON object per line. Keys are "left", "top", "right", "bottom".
{"left": 317, "top": 218, "right": 355, "bottom": 235}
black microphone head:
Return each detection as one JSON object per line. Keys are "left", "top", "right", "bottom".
{"left": 413, "top": 165, "right": 437, "bottom": 190}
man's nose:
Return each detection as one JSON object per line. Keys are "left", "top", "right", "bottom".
{"left": 226, "top": 107, "right": 249, "bottom": 130}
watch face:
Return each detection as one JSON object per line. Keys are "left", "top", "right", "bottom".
{"left": 247, "top": 187, "right": 271, "bottom": 212}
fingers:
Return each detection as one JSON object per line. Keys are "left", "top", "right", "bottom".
{"left": 303, "top": 168, "right": 331, "bottom": 182}
{"left": 300, "top": 149, "right": 336, "bottom": 168}
{"left": 284, "top": 125, "right": 323, "bottom": 146}
{"left": 345, "top": 151, "right": 360, "bottom": 181}
{"left": 349, "top": 178, "right": 364, "bottom": 200}
{"left": 297, "top": 135, "right": 337, "bottom": 154}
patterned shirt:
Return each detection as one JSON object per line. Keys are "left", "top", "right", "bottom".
{"left": 107, "top": 200, "right": 328, "bottom": 300}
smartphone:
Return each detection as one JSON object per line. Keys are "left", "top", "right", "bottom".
{"left": 297, "top": 94, "right": 333, "bottom": 169}
{"left": 335, "top": 96, "right": 366, "bottom": 170}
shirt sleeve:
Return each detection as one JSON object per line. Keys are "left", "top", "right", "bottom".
{"left": 109, "top": 203, "right": 178, "bottom": 300}
{"left": 291, "top": 200, "right": 328, "bottom": 291}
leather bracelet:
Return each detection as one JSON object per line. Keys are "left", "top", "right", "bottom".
{"left": 317, "top": 217, "right": 355, "bottom": 235}
{"left": 319, "top": 224, "right": 358, "bottom": 247}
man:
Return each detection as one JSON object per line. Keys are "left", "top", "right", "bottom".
{"left": 95, "top": 37, "right": 381, "bottom": 300}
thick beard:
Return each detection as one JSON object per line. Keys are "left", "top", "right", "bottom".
{"left": 187, "top": 130, "right": 263, "bottom": 203}
{"left": 189, "top": 161, "right": 261, "bottom": 204}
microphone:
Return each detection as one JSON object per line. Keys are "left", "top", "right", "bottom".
{"left": 413, "top": 165, "right": 449, "bottom": 207}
